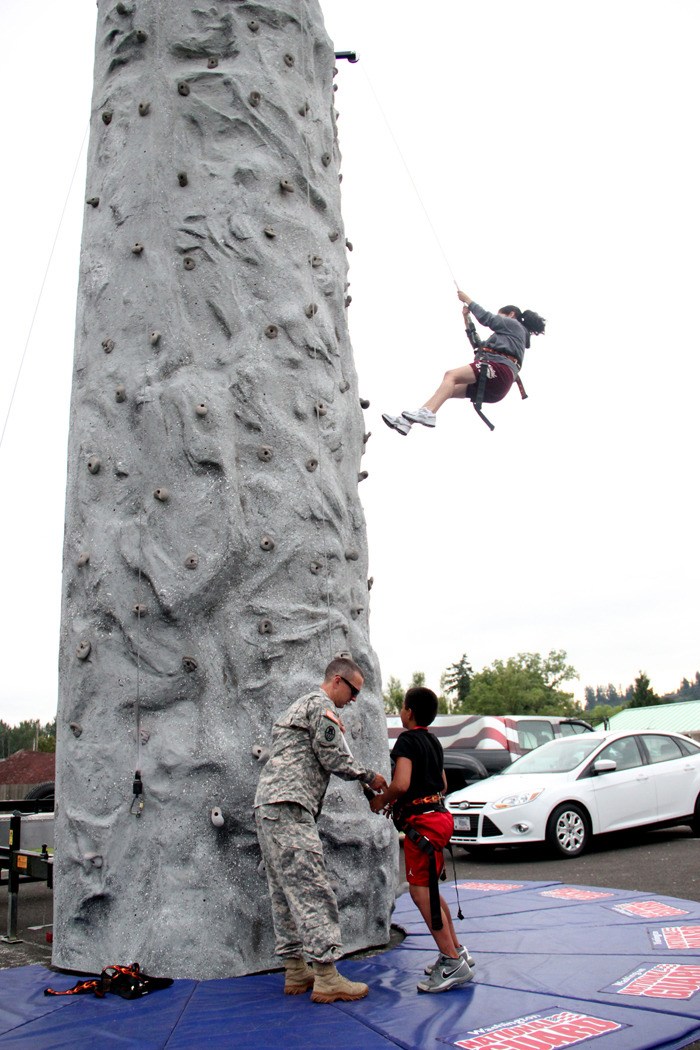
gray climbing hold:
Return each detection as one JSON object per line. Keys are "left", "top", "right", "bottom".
{"left": 131, "top": 243, "right": 144, "bottom": 255}
{"left": 251, "top": 745, "right": 269, "bottom": 762}
{"left": 69, "top": 722, "right": 83, "bottom": 738}
{"left": 153, "top": 487, "right": 170, "bottom": 502}
{"left": 177, "top": 172, "right": 188, "bottom": 187}
{"left": 133, "top": 604, "right": 148, "bottom": 617}
{"left": 195, "top": 403, "right": 208, "bottom": 417}
{"left": 76, "top": 640, "right": 91, "bottom": 661}
{"left": 363, "top": 431, "right": 371, "bottom": 444}
{"left": 207, "top": 56, "right": 219, "bottom": 69}
{"left": 86, "top": 197, "right": 100, "bottom": 208}
{"left": 280, "top": 179, "right": 295, "bottom": 194}
{"left": 367, "top": 577, "right": 374, "bottom": 591}
{"left": 140, "top": 729, "right": 150, "bottom": 744}
{"left": 87, "top": 854, "right": 104, "bottom": 869}
{"left": 115, "top": 462, "right": 129, "bottom": 478}
{"left": 87, "top": 457, "right": 101, "bottom": 475}
{"left": 183, "top": 257, "right": 195, "bottom": 270}
{"left": 328, "top": 231, "right": 339, "bottom": 242}
{"left": 310, "top": 255, "right": 323, "bottom": 268}
{"left": 358, "top": 470, "right": 368, "bottom": 482}
{"left": 314, "top": 402, "right": 327, "bottom": 417}
{"left": 258, "top": 619, "right": 273, "bottom": 635}
{"left": 298, "top": 102, "right": 310, "bottom": 116}
{"left": 309, "top": 561, "right": 323, "bottom": 575}
{"left": 263, "top": 226, "right": 276, "bottom": 238}
{"left": 249, "top": 91, "right": 261, "bottom": 107}
{"left": 345, "top": 295, "right": 352, "bottom": 307}
{"left": 135, "top": 29, "right": 147, "bottom": 43}
{"left": 178, "top": 81, "right": 190, "bottom": 97}
{"left": 265, "top": 324, "right": 278, "bottom": 339}
{"left": 284, "top": 54, "right": 295, "bottom": 68}
{"left": 102, "top": 111, "right": 113, "bottom": 125}
{"left": 260, "top": 536, "right": 275, "bottom": 552}
{"left": 257, "top": 446, "right": 273, "bottom": 462}
{"left": 321, "top": 153, "right": 332, "bottom": 167}
{"left": 184, "top": 553, "right": 199, "bottom": 570}
{"left": 76, "top": 552, "right": 90, "bottom": 567}
{"left": 116, "top": 2, "right": 131, "bottom": 13}
{"left": 345, "top": 550, "right": 359, "bottom": 561}
{"left": 346, "top": 239, "right": 354, "bottom": 251}
{"left": 338, "top": 379, "right": 350, "bottom": 393}
{"left": 350, "top": 606, "right": 364, "bottom": 620}
{"left": 182, "top": 656, "right": 198, "bottom": 673}
{"left": 360, "top": 398, "right": 370, "bottom": 409}
{"left": 248, "top": 20, "right": 260, "bottom": 32}
{"left": 305, "top": 458, "right": 318, "bottom": 472}
{"left": 149, "top": 331, "right": 161, "bottom": 346}
{"left": 305, "top": 303, "right": 318, "bottom": 318}
{"left": 115, "top": 386, "right": 126, "bottom": 402}
{"left": 102, "top": 338, "right": 115, "bottom": 353}
{"left": 138, "top": 101, "right": 150, "bottom": 116}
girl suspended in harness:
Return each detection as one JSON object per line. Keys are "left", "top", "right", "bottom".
{"left": 382, "top": 289, "right": 546, "bottom": 434}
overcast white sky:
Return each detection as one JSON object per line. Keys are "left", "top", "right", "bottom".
{"left": 1, "top": 1, "right": 698, "bottom": 726}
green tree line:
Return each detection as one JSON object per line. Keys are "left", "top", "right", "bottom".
{"left": 0, "top": 719, "right": 56, "bottom": 759}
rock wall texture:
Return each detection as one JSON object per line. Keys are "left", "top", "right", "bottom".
{"left": 53, "top": 0, "right": 396, "bottom": 979}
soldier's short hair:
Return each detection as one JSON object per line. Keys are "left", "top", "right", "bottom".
{"left": 324, "top": 656, "right": 363, "bottom": 682}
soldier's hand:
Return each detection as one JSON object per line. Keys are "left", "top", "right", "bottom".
{"left": 368, "top": 773, "right": 387, "bottom": 793}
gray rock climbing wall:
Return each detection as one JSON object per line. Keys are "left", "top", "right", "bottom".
{"left": 53, "top": 0, "right": 396, "bottom": 979}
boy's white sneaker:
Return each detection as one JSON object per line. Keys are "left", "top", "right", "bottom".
{"left": 417, "top": 953, "right": 474, "bottom": 994}
{"left": 401, "top": 407, "right": 436, "bottom": 428}
{"left": 382, "top": 412, "right": 411, "bottom": 436}
{"left": 424, "top": 945, "right": 475, "bottom": 975}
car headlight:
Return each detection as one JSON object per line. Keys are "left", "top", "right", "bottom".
{"left": 492, "top": 789, "right": 543, "bottom": 810}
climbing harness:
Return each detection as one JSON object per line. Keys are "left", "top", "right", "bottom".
{"left": 464, "top": 312, "right": 528, "bottom": 431}
{"left": 391, "top": 793, "right": 464, "bottom": 930}
{"left": 45, "top": 962, "right": 173, "bottom": 1000}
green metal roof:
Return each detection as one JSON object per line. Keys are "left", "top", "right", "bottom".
{"left": 595, "top": 699, "right": 700, "bottom": 734}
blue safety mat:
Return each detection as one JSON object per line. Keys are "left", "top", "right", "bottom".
{"left": 2, "top": 881, "right": 700, "bottom": 1049}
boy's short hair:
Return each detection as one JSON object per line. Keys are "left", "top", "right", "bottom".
{"left": 404, "top": 686, "right": 438, "bottom": 727}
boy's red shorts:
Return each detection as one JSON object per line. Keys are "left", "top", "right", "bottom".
{"left": 403, "top": 811, "right": 454, "bottom": 887}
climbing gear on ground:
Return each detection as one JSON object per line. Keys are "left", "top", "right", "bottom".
{"left": 45, "top": 963, "right": 173, "bottom": 1000}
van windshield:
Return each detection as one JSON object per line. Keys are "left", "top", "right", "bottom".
{"left": 503, "top": 737, "right": 602, "bottom": 775}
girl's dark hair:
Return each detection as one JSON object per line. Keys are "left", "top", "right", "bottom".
{"left": 404, "top": 686, "right": 438, "bottom": 727}
{"left": 500, "top": 306, "right": 546, "bottom": 348}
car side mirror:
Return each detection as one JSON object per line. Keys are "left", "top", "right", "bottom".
{"left": 593, "top": 758, "right": 617, "bottom": 775}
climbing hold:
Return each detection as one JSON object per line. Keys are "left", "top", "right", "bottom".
{"left": 367, "top": 577, "right": 374, "bottom": 590}
{"left": 305, "top": 303, "right": 318, "bottom": 318}
{"left": 76, "top": 640, "right": 91, "bottom": 661}
{"left": 338, "top": 378, "right": 350, "bottom": 393}
{"left": 116, "top": 2, "right": 131, "bottom": 13}
{"left": 135, "top": 29, "right": 147, "bottom": 43}
{"left": 309, "top": 561, "right": 323, "bottom": 575}
{"left": 358, "top": 470, "right": 368, "bottom": 482}
{"left": 345, "top": 295, "right": 352, "bottom": 307}
{"left": 207, "top": 56, "right": 219, "bottom": 69}
{"left": 131, "top": 243, "right": 144, "bottom": 254}
{"left": 264, "top": 324, "right": 278, "bottom": 339}
{"left": 263, "top": 226, "right": 276, "bottom": 238}
{"left": 138, "top": 101, "right": 150, "bottom": 116}
{"left": 76, "top": 552, "right": 90, "bottom": 567}
{"left": 314, "top": 402, "right": 327, "bottom": 417}
{"left": 184, "top": 553, "right": 199, "bottom": 569}
{"left": 102, "top": 111, "right": 113, "bottom": 125}
{"left": 284, "top": 54, "right": 295, "bottom": 68}
{"left": 248, "top": 19, "right": 260, "bottom": 32}
{"left": 87, "top": 854, "right": 104, "bottom": 869}
{"left": 328, "top": 231, "right": 339, "bottom": 242}
{"left": 310, "top": 255, "right": 323, "bottom": 268}
{"left": 260, "top": 536, "right": 275, "bottom": 552}
{"left": 335, "top": 649, "right": 353, "bottom": 660}
{"left": 102, "top": 338, "right": 115, "bottom": 353}
{"left": 360, "top": 397, "right": 370, "bottom": 409}
{"left": 86, "top": 196, "right": 100, "bottom": 208}
{"left": 258, "top": 619, "right": 273, "bottom": 635}
{"left": 87, "top": 457, "right": 101, "bottom": 475}
{"left": 177, "top": 171, "right": 188, "bottom": 187}
{"left": 195, "top": 403, "right": 208, "bottom": 417}
{"left": 182, "top": 656, "right": 198, "bottom": 673}
{"left": 183, "top": 256, "right": 195, "bottom": 270}
{"left": 248, "top": 91, "right": 261, "bottom": 107}
{"left": 346, "top": 239, "right": 354, "bottom": 251}
{"left": 305, "top": 458, "right": 318, "bottom": 472}
{"left": 211, "top": 807, "right": 225, "bottom": 827}
{"left": 251, "top": 745, "right": 269, "bottom": 762}
{"left": 345, "top": 550, "right": 359, "bottom": 561}
{"left": 257, "top": 446, "right": 273, "bottom": 462}
{"left": 178, "top": 81, "right": 190, "bottom": 97}
{"left": 350, "top": 606, "right": 364, "bottom": 620}
{"left": 140, "top": 729, "right": 150, "bottom": 744}
{"left": 321, "top": 153, "right": 332, "bottom": 167}
{"left": 363, "top": 431, "right": 371, "bottom": 444}
{"left": 115, "top": 462, "right": 129, "bottom": 477}
{"left": 69, "top": 722, "right": 83, "bottom": 738}
{"left": 149, "top": 330, "right": 161, "bottom": 346}
{"left": 279, "top": 178, "right": 295, "bottom": 193}
{"left": 133, "top": 604, "right": 148, "bottom": 617}
{"left": 298, "top": 102, "right": 310, "bottom": 116}
{"left": 115, "top": 386, "right": 127, "bottom": 403}
{"left": 153, "top": 487, "right": 169, "bottom": 502}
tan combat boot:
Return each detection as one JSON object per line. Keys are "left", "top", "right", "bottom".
{"left": 310, "top": 962, "right": 369, "bottom": 1003}
{"left": 283, "top": 956, "right": 314, "bottom": 995}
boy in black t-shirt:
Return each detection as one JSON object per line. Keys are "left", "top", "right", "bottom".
{"left": 371, "top": 687, "right": 474, "bottom": 993}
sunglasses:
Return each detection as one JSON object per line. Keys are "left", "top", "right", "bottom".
{"left": 339, "top": 675, "right": 360, "bottom": 699}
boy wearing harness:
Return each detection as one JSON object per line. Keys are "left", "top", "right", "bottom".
{"left": 370, "top": 686, "right": 475, "bottom": 993}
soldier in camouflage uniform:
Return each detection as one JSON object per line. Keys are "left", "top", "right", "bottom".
{"left": 254, "top": 656, "right": 387, "bottom": 1003}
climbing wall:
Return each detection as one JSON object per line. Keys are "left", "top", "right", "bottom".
{"left": 53, "top": 0, "right": 396, "bottom": 979}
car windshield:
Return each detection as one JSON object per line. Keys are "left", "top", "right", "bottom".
{"left": 502, "top": 736, "right": 602, "bottom": 775}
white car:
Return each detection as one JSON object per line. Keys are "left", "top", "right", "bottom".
{"left": 446, "top": 729, "right": 700, "bottom": 858}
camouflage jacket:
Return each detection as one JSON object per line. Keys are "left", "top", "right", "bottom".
{"left": 254, "top": 691, "right": 376, "bottom": 818}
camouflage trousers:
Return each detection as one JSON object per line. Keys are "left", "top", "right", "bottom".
{"left": 255, "top": 802, "right": 342, "bottom": 963}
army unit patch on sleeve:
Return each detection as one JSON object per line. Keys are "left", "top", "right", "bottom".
{"left": 324, "top": 724, "right": 336, "bottom": 742}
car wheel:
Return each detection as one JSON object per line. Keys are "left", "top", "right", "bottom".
{"left": 546, "top": 803, "right": 589, "bottom": 858}
{"left": 690, "top": 795, "right": 700, "bottom": 836}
